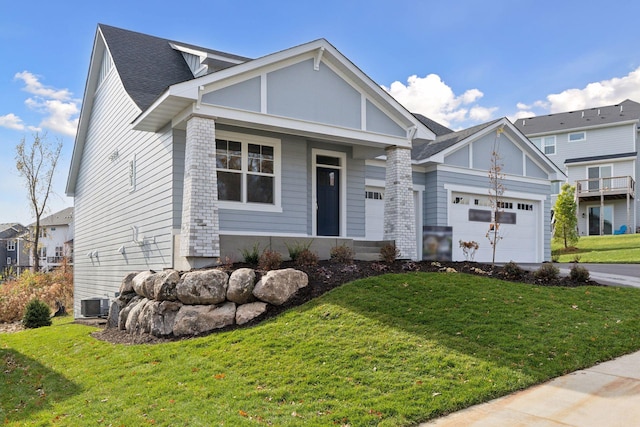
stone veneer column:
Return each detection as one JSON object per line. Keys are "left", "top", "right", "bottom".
{"left": 384, "top": 146, "right": 417, "bottom": 260}
{"left": 180, "top": 116, "right": 220, "bottom": 259}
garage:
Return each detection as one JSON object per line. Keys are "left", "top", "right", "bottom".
{"left": 449, "top": 191, "right": 541, "bottom": 263}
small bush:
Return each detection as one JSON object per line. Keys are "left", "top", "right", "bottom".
{"left": 240, "top": 243, "right": 261, "bottom": 265}
{"left": 295, "top": 248, "right": 319, "bottom": 268}
{"left": 23, "top": 298, "right": 52, "bottom": 329}
{"left": 330, "top": 244, "right": 354, "bottom": 264}
{"left": 502, "top": 261, "right": 525, "bottom": 280}
{"left": 284, "top": 240, "right": 314, "bottom": 262}
{"left": 259, "top": 249, "right": 282, "bottom": 271}
{"left": 569, "top": 264, "right": 590, "bottom": 282}
{"left": 379, "top": 243, "right": 400, "bottom": 263}
{"left": 534, "top": 263, "right": 560, "bottom": 283}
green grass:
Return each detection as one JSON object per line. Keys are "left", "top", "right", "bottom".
{"left": 552, "top": 233, "right": 640, "bottom": 263}
{"left": 3, "top": 272, "right": 640, "bottom": 426}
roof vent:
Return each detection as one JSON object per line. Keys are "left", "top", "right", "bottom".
{"left": 621, "top": 105, "right": 624, "bottom": 113}
{"left": 581, "top": 111, "right": 584, "bottom": 118}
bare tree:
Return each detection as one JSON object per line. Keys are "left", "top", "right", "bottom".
{"left": 15, "top": 133, "right": 62, "bottom": 272}
{"left": 486, "top": 125, "right": 506, "bottom": 268}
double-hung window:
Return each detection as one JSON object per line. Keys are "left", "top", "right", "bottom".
{"left": 531, "top": 136, "right": 556, "bottom": 155}
{"left": 6, "top": 240, "right": 15, "bottom": 251}
{"left": 215, "top": 132, "right": 280, "bottom": 209}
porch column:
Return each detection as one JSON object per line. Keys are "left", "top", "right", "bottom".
{"left": 180, "top": 115, "right": 220, "bottom": 261}
{"left": 384, "top": 145, "right": 417, "bottom": 260}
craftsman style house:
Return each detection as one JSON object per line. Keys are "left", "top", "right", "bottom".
{"left": 515, "top": 100, "right": 639, "bottom": 235}
{"left": 67, "top": 25, "right": 561, "bottom": 315}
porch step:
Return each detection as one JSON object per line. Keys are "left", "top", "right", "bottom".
{"left": 353, "top": 240, "right": 394, "bottom": 261}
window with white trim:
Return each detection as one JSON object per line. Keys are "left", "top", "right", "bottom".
{"left": 568, "top": 131, "right": 586, "bottom": 142}
{"left": 215, "top": 133, "right": 279, "bottom": 206}
{"left": 531, "top": 136, "right": 556, "bottom": 155}
{"left": 6, "top": 257, "right": 11, "bottom": 265}
{"left": 6, "top": 240, "right": 16, "bottom": 251}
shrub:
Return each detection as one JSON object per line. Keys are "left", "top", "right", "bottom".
{"left": 569, "top": 264, "right": 590, "bottom": 282}
{"left": 551, "top": 254, "right": 560, "bottom": 263}
{"left": 0, "top": 268, "right": 73, "bottom": 323}
{"left": 459, "top": 240, "right": 479, "bottom": 262}
{"left": 284, "top": 240, "right": 313, "bottom": 262}
{"left": 534, "top": 263, "right": 560, "bottom": 283}
{"left": 295, "top": 248, "right": 319, "bottom": 268}
{"left": 23, "top": 298, "right": 52, "bottom": 328}
{"left": 379, "top": 243, "right": 400, "bottom": 263}
{"left": 240, "top": 243, "right": 261, "bottom": 265}
{"left": 330, "top": 244, "right": 354, "bottom": 264}
{"left": 258, "top": 249, "right": 282, "bottom": 271}
{"left": 502, "top": 261, "right": 525, "bottom": 280}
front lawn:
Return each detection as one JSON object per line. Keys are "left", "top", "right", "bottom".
{"left": 552, "top": 233, "right": 640, "bottom": 263}
{"left": 2, "top": 272, "right": 640, "bottom": 426}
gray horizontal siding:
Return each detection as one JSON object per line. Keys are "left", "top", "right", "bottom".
{"left": 73, "top": 68, "right": 176, "bottom": 315}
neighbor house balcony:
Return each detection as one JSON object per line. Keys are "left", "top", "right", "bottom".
{"left": 575, "top": 176, "right": 635, "bottom": 202}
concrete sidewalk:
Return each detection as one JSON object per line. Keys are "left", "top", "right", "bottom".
{"left": 421, "top": 351, "right": 640, "bottom": 426}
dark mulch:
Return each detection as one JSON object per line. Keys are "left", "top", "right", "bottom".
{"left": 92, "top": 260, "right": 599, "bottom": 345}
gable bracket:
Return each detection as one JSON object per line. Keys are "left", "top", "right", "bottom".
{"left": 196, "top": 85, "right": 205, "bottom": 110}
{"left": 407, "top": 126, "right": 417, "bottom": 141}
{"left": 313, "top": 47, "right": 325, "bottom": 71}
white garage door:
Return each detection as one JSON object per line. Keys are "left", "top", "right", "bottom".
{"left": 450, "top": 192, "right": 540, "bottom": 263}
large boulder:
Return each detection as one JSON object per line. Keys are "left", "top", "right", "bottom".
{"left": 125, "top": 298, "right": 150, "bottom": 334}
{"left": 227, "top": 268, "right": 256, "bottom": 304}
{"left": 118, "top": 295, "right": 143, "bottom": 330}
{"left": 177, "top": 270, "right": 228, "bottom": 305}
{"left": 253, "top": 269, "right": 308, "bottom": 305}
{"left": 132, "top": 271, "right": 156, "bottom": 299}
{"left": 119, "top": 272, "right": 138, "bottom": 295}
{"left": 235, "top": 302, "right": 268, "bottom": 325}
{"left": 137, "top": 300, "right": 182, "bottom": 337}
{"left": 173, "top": 302, "right": 236, "bottom": 337}
{"left": 154, "top": 270, "right": 180, "bottom": 301}
{"left": 108, "top": 293, "right": 136, "bottom": 329}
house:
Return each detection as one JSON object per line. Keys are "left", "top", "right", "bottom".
{"left": 66, "top": 25, "right": 560, "bottom": 316}
{"left": 0, "top": 223, "right": 29, "bottom": 277}
{"left": 514, "top": 100, "right": 639, "bottom": 235}
{"left": 30, "top": 207, "right": 74, "bottom": 271}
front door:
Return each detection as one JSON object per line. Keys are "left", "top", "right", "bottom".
{"left": 317, "top": 167, "right": 340, "bottom": 236}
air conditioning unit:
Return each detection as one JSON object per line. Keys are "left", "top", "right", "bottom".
{"left": 80, "top": 298, "right": 110, "bottom": 317}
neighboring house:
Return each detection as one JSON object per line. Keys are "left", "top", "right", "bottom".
{"left": 30, "top": 207, "right": 74, "bottom": 271}
{"left": 514, "top": 100, "right": 639, "bottom": 236}
{"left": 0, "top": 223, "right": 29, "bottom": 277}
{"left": 66, "top": 25, "right": 559, "bottom": 316}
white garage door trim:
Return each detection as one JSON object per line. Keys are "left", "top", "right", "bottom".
{"left": 444, "top": 183, "right": 545, "bottom": 263}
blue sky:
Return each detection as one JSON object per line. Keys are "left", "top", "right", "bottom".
{"left": 2, "top": 0, "right": 640, "bottom": 224}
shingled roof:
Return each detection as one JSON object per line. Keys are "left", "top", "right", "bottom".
{"left": 413, "top": 114, "right": 453, "bottom": 137}
{"left": 513, "top": 99, "right": 640, "bottom": 135}
{"left": 99, "top": 24, "right": 250, "bottom": 112}
{"left": 412, "top": 119, "right": 501, "bottom": 161}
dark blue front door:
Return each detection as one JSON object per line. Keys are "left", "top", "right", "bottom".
{"left": 317, "top": 167, "right": 340, "bottom": 236}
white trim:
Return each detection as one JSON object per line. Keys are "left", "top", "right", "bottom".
{"left": 443, "top": 183, "right": 547, "bottom": 202}
{"left": 365, "top": 178, "right": 386, "bottom": 188}
{"left": 260, "top": 73, "right": 267, "bottom": 114}
{"left": 215, "top": 130, "right": 282, "bottom": 210}
{"left": 586, "top": 163, "right": 614, "bottom": 180}
{"left": 312, "top": 149, "right": 347, "bottom": 237}
{"left": 567, "top": 155, "right": 636, "bottom": 167}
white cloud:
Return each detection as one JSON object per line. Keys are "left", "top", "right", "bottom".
{"left": 383, "top": 74, "right": 497, "bottom": 128}
{"left": 14, "top": 71, "right": 73, "bottom": 101}
{"left": 515, "top": 66, "right": 640, "bottom": 117}
{"left": 0, "top": 113, "right": 25, "bottom": 130}
{"left": 9, "top": 71, "right": 80, "bottom": 136}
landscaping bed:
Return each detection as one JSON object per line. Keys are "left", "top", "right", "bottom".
{"left": 93, "top": 259, "right": 599, "bottom": 345}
